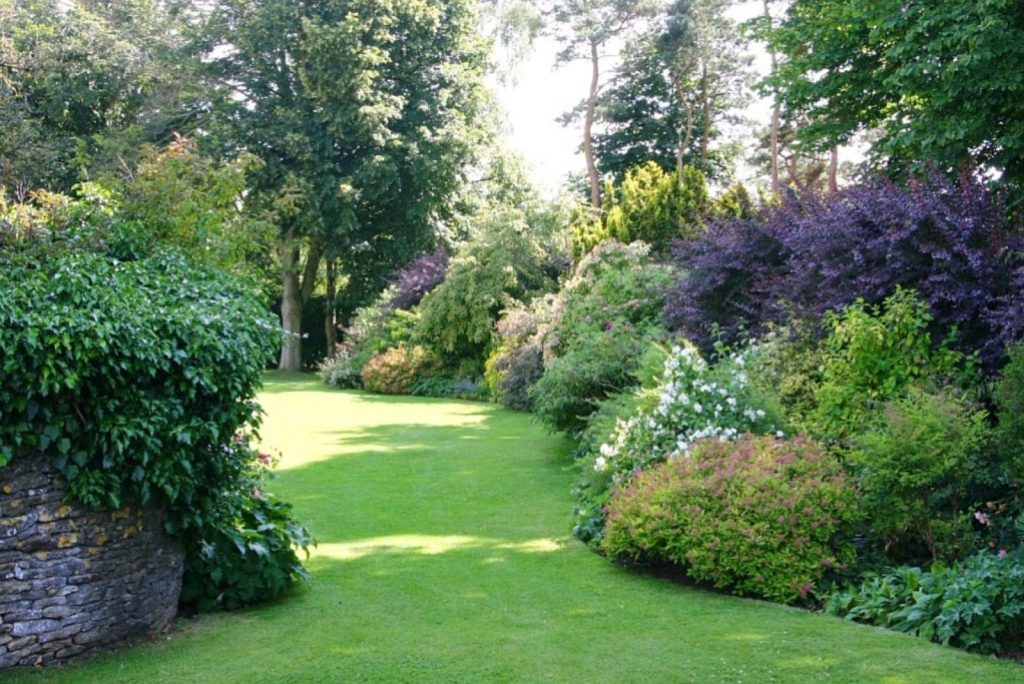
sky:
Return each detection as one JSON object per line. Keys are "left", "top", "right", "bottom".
{"left": 491, "top": 1, "right": 771, "bottom": 197}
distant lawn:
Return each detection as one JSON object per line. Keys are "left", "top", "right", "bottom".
{"left": 13, "top": 372, "right": 1020, "bottom": 683}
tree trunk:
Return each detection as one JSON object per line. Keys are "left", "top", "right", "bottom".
{"left": 584, "top": 38, "right": 601, "bottom": 210}
{"left": 279, "top": 241, "right": 303, "bottom": 371}
{"left": 324, "top": 256, "right": 338, "bottom": 359}
{"left": 828, "top": 146, "right": 839, "bottom": 194}
{"left": 765, "top": 0, "right": 781, "bottom": 196}
{"left": 672, "top": 68, "right": 695, "bottom": 178}
{"left": 277, "top": 234, "right": 324, "bottom": 371}
{"left": 699, "top": 62, "right": 711, "bottom": 166}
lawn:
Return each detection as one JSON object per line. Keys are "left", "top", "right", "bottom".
{"left": 12, "top": 372, "right": 1020, "bottom": 683}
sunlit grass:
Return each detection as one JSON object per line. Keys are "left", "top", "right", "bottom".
{"left": 12, "top": 372, "right": 1021, "bottom": 683}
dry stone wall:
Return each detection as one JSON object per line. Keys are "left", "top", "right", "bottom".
{"left": 0, "top": 456, "right": 183, "bottom": 670}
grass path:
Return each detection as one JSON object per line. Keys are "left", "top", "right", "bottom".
{"left": 13, "top": 372, "right": 1020, "bottom": 682}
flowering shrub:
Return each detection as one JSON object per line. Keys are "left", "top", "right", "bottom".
{"left": 603, "top": 435, "right": 859, "bottom": 604}
{"left": 828, "top": 548, "right": 1024, "bottom": 654}
{"left": 572, "top": 342, "right": 783, "bottom": 542}
{"left": 361, "top": 345, "right": 439, "bottom": 395}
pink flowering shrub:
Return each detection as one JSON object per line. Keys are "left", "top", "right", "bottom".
{"left": 603, "top": 435, "right": 859, "bottom": 603}
{"left": 361, "top": 345, "right": 439, "bottom": 395}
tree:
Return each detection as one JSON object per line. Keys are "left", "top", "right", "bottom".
{"left": 765, "top": 0, "right": 1024, "bottom": 186}
{"left": 0, "top": 0, "right": 199, "bottom": 192}
{"left": 592, "top": 0, "right": 747, "bottom": 184}
{"left": 194, "top": 0, "right": 490, "bottom": 370}
{"left": 549, "top": 0, "right": 657, "bottom": 210}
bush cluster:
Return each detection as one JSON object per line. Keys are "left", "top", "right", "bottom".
{"left": 666, "top": 172, "right": 1024, "bottom": 366}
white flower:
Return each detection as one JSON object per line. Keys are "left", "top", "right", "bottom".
{"left": 693, "top": 403, "right": 702, "bottom": 414}
{"left": 594, "top": 457, "right": 608, "bottom": 472}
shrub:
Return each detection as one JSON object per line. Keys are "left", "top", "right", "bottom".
{"left": 0, "top": 247, "right": 310, "bottom": 608}
{"left": 851, "top": 387, "right": 990, "bottom": 562}
{"left": 809, "top": 289, "right": 973, "bottom": 442}
{"left": 180, "top": 441, "right": 312, "bottom": 611}
{"left": 486, "top": 343, "right": 544, "bottom": 411}
{"left": 384, "top": 246, "right": 449, "bottom": 311}
{"left": 317, "top": 343, "right": 364, "bottom": 389}
{"left": 994, "top": 344, "right": 1024, "bottom": 481}
{"left": 410, "top": 376, "right": 489, "bottom": 402}
{"left": 665, "top": 171, "right": 1024, "bottom": 366}
{"left": 602, "top": 162, "right": 708, "bottom": 253}
{"left": 530, "top": 241, "right": 673, "bottom": 434}
{"left": 603, "top": 435, "right": 859, "bottom": 604}
{"left": 325, "top": 288, "right": 420, "bottom": 388}
{"left": 361, "top": 345, "right": 439, "bottom": 395}
{"left": 572, "top": 342, "right": 784, "bottom": 543}
{"left": 531, "top": 323, "right": 666, "bottom": 435}
{"left": 416, "top": 208, "right": 552, "bottom": 373}
{"left": 828, "top": 548, "right": 1024, "bottom": 654}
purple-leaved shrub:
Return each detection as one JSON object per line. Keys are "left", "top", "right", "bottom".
{"left": 666, "top": 171, "right": 1024, "bottom": 368}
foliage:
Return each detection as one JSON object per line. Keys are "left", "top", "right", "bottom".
{"left": 485, "top": 343, "right": 545, "bottom": 411}
{"left": 0, "top": 243, "right": 312, "bottom": 609}
{"left": 321, "top": 288, "right": 419, "bottom": 389}
{"left": 0, "top": 0, "right": 199, "bottom": 191}
{"left": 415, "top": 208, "right": 553, "bottom": 373}
{"left": 410, "top": 376, "right": 489, "bottom": 402}
{"left": 385, "top": 247, "right": 449, "bottom": 311}
{"left": 530, "top": 323, "right": 667, "bottom": 437}
{"left": 746, "top": 324, "right": 823, "bottom": 432}
{"left": 194, "top": 0, "right": 491, "bottom": 368}
{"left": 602, "top": 162, "right": 708, "bottom": 253}
{"left": 851, "top": 387, "right": 990, "bottom": 562}
{"left": 118, "top": 136, "right": 274, "bottom": 284}
{"left": 603, "top": 435, "right": 859, "bottom": 604}
{"left": 764, "top": 0, "right": 1024, "bottom": 187}
{"left": 809, "top": 289, "right": 972, "bottom": 442}
{"left": 828, "top": 548, "right": 1024, "bottom": 655}
{"left": 361, "top": 346, "right": 439, "bottom": 395}
{"left": 180, "top": 441, "right": 312, "bottom": 611}
{"left": 529, "top": 241, "right": 673, "bottom": 435}
{"left": 993, "top": 344, "right": 1024, "bottom": 482}
{"left": 573, "top": 341, "right": 784, "bottom": 543}
{"left": 665, "top": 172, "right": 1023, "bottom": 366}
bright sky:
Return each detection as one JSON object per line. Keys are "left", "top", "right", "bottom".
{"left": 492, "top": 1, "right": 771, "bottom": 197}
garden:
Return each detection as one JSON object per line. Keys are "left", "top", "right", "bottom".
{"left": 3, "top": 0, "right": 1024, "bottom": 680}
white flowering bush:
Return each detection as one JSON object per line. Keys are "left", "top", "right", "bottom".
{"left": 573, "top": 341, "right": 784, "bottom": 544}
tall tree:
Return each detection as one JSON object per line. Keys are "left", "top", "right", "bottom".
{"left": 592, "top": 0, "right": 748, "bottom": 184}
{"left": 549, "top": 0, "right": 656, "bottom": 210}
{"left": 195, "top": 0, "right": 490, "bottom": 369}
{"left": 766, "top": 0, "right": 1024, "bottom": 186}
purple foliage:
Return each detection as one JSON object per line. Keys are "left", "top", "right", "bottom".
{"left": 386, "top": 246, "right": 449, "bottom": 310}
{"left": 666, "top": 171, "right": 1024, "bottom": 367}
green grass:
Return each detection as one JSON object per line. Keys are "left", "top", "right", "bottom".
{"left": 11, "top": 372, "right": 1021, "bottom": 683}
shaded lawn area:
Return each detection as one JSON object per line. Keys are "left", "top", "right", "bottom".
{"left": 12, "top": 372, "right": 1020, "bottom": 683}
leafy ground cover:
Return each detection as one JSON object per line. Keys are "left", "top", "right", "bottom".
{"left": 13, "top": 373, "right": 1020, "bottom": 683}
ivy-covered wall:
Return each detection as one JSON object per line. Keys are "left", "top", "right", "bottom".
{"left": 0, "top": 456, "right": 182, "bottom": 669}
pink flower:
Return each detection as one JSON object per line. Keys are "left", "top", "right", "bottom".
{"left": 605, "top": 322, "right": 614, "bottom": 331}
{"left": 974, "top": 511, "right": 990, "bottom": 526}
{"left": 258, "top": 452, "right": 271, "bottom": 465}
{"left": 252, "top": 488, "right": 262, "bottom": 498}
{"left": 999, "top": 549, "right": 1008, "bottom": 559}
